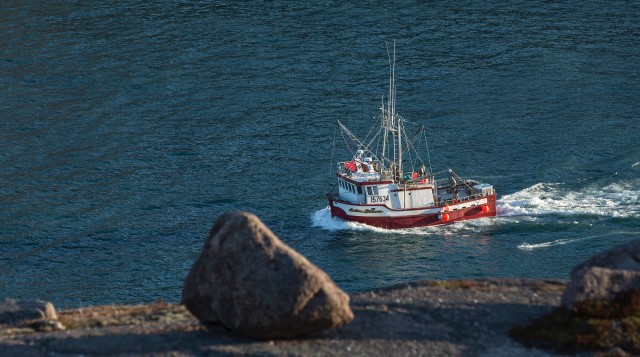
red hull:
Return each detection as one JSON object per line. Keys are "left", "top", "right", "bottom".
{"left": 329, "top": 195, "right": 497, "bottom": 229}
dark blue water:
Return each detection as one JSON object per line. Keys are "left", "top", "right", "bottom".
{"left": 1, "top": 1, "right": 639, "bottom": 308}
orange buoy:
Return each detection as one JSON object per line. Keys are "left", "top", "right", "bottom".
{"left": 442, "top": 213, "right": 449, "bottom": 221}
{"left": 482, "top": 205, "right": 489, "bottom": 213}
{"left": 412, "top": 172, "right": 418, "bottom": 179}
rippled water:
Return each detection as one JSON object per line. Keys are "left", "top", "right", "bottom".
{"left": 1, "top": 1, "right": 639, "bottom": 308}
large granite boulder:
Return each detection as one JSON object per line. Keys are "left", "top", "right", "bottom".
{"left": 182, "top": 211, "right": 354, "bottom": 339}
{"left": 561, "top": 239, "right": 640, "bottom": 309}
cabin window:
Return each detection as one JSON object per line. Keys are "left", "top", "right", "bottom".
{"left": 366, "top": 187, "right": 373, "bottom": 195}
{"left": 372, "top": 186, "right": 379, "bottom": 195}
{"left": 357, "top": 186, "right": 362, "bottom": 194}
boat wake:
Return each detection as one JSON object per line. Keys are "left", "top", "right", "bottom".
{"left": 311, "top": 206, "right": 495, "bottom": 235}
{"left": 311, "top": 207, "right": 415, "bottom": 234}
{"left": 313, "top": 179, "right": 639, "bottom": 233}
{"left": 312, "top": 207, "right": 365, "bottom": 231}
{"left": 497, "top": 181, "right": 640, "bottom": 219}
{"left": 518, "top": 231, "right": 640, "bottom": 251}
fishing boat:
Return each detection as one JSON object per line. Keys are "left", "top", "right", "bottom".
{"left": 327, "top": 47, "right": 497, "bottom": 229}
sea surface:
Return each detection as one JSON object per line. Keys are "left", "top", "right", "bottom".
{"left": 1, "top": 1, "right": 639, "bottom": 308}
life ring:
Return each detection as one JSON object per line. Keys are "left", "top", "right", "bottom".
{"left": 482, "top": 205, "right": 490, "bottom": 213}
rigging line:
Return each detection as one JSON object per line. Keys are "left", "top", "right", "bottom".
{"left": 402, "top": 124, "right": 420, "bottom": 171}
{"left": 361, "top": 118, "right": 377, "bottom": 144}
{"left": 423, "top": 129, "right": 433, "bottom": 173}
{"left": 340, "top": 127, "right": 353, "bottom": 158}
{"left": 402, "top": 122, "right": 421, "bottom": 158}
{"left": 450, "top": 170, "right": 476, "bottom": 190}
{"left": 362, "top": 115, "right": 379, "bottom": 143}
{"left": 329, "top": 127, "right": 337, "bottom": 178}
{"left": 338, "top": 120, "right": 367, "bottom": 151}
{"left": 407, "top": 124, "right": 424, "bottom": 148}
{"left": 375, "top": 132, "right": 382, "bottom": 166}
{"left": 364, "top": 129, "right": 382, "bottom": 158}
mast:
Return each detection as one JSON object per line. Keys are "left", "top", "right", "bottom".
{"left": 387, "top": 41, "right": 402, "bottom": 180}
{"left": 381, "top": 41, "right": 404, "bottom": 183}
{"left": 393, "top": 42, "right": 402, "bottom": 178}
{"left": 381, "top": 96, "right": 387, "bottom": 166}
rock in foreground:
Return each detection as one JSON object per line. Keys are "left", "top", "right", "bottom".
{"left": 1, "top": 279, "right": 565, "bottom": 356}
{"left": 0, "top": 299, "right": 65, "bottom": 333}
{"left": 562, "top": 239, "right": 640, "bottom": 309}
{"left": 0, "top": 299, "right": 58, "bottom": 325}
{"left": 512, "top": 239, "right": 640, "bottom": 355}
{"left": 511, "top": 289, "right": 640, "bottom": 355}
{"left": 182, "top": 211, "right": 353, "bottom": 338}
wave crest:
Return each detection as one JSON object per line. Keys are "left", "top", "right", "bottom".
{"left": 518, "top": 231, "right": 640, "bottom": 250}
{"left": 498, "top": 181, "right": 639, "bottom": 218}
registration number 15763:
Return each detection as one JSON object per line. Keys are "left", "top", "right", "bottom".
{"left": 369, "top": 195, "right": 389, "bottom": 203}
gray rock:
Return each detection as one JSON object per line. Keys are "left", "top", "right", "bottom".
{"left": 182, "top": 211, "right": 354, "bottom": 339}
{"left": 0, "top": 299, "right": 63, "bottom": 330}
{"left": 561, "top": 239, "right": 640, "bottom": 308}
{"left": 561, "top": 266, "right": 640, "bottom": 308}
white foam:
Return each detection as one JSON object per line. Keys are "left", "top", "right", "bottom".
{"left": 498, "top": 181, "right": 640, "bottom": 219}
{"left": 311, "top": 206, "right": 416, "bottom": 234}
{"left": 311, "top": 206, "right": 366, "bottom": 231}
{"left": 311, "top": 206, "right": 495, "bottom": 235}
{"left": 518, "top": 237, "right": 585, "bottom": 250}
{"left": 312, "top": 179, "right": 639, "bottom": 233}
{"left": 518, "top": 231, "right": 640, "bottom": 250}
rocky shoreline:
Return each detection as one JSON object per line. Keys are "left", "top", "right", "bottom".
{"left": 3, "top": 212, "right": 638, "bottom": 356}
{"left": 1, "top": 278, "right": 565, "bottom": 356}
